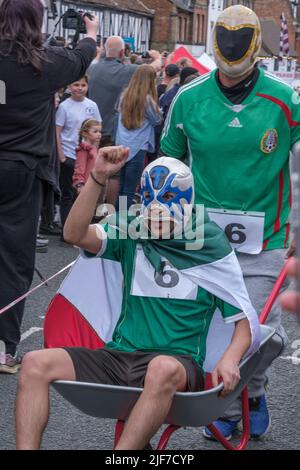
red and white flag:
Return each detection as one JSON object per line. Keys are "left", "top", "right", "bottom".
{"left": 44, "top": 256, "right": 123, "bottom": 350}
{"left": 44, "top": 252, "right": 260, "bottom": 373}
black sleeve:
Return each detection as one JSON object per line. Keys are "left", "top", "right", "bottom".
{"left": 45, "top": 38, "right": 97, "bottom": 92}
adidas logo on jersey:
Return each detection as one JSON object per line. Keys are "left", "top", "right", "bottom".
{"left": 228, "top": 117, "right": 243, "bottom": 128}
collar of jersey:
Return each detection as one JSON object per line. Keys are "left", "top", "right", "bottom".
{"left": 211, "top": 67, "right": 265, "bottom": 107}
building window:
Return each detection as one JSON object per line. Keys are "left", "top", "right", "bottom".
{"left": 274, "top": 58, "right": 279, "bottom": 71}
{"left": 197, "top": 14, "right": 201, "bottom": 43}
{"left": 184, "top": 17, "right": 188, "bottom": 41}
{"left": 103, "top": 10, "right": 110, "bottom": 37}
{"left": 202, "top": 15, "right": 206, "bottom": 42}
{"left": 195, "top": 14, "right": 205, "bottom": 43}
{"left": 224, "top": 0, "right": 254, "bottom": 9}
{"left": 178, "top": 15, "right": 188, "bottom": 43}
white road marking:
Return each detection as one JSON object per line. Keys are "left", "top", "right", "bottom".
{"left": 21, "top": 327, "right": 43, "bottom": 342}
{"left": 39, "top": 316, "right": 45, "bottom": 319}
{"left": 280, "top": 355, "right": 300, "bottom": 365}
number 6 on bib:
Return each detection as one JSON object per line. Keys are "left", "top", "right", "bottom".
{"left": 207, "top": 208, "right": 265, "bottom": 255}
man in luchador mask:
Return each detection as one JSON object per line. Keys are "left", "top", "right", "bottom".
{"left": 15, "top": 148, "right": 260, "bottom": 450}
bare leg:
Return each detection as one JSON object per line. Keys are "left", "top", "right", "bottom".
{"left": 115, "top": 356, "right": 187, "bottom": 450}
{"left": 16, "top": 349, "right": 75, "bottom": 450}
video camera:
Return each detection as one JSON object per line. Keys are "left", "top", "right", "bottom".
{"left": 62, "top": 8, "right": 94, "bottom": 35}
{"left": 45, "top": 6, "right": 95, "bottom": 50}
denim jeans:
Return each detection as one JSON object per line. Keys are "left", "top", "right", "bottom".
{"left": 118, "top": 150, "right": 146, "bottom": 209}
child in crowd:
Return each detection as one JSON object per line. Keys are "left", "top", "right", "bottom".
{"left": 73, "top": 119, "right": 102, "bottom": 193}
{"left": 56, "top": 76, "right": 102, "bottom": 229}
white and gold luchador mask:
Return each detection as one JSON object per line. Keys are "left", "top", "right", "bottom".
{"left": 212, "top": 5, "right": 262, "bottom": 78}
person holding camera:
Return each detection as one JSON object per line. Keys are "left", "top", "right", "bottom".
{"left": 0, "top": 0, "right": 99, "bottom": 374}
{"left": 88, "top": 36, "right": 162, "bottom": 207}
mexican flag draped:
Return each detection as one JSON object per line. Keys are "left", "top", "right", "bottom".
{"left": 44, "top": 210, "right": 261, "bottom": 372}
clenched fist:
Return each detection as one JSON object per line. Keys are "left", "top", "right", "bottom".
{"left": 93, "top": 146, "right": 129, "bottom": 180}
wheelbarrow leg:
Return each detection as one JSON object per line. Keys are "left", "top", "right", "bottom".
{"left": 114, "top": 420, "right": 125, "bottom": 449}
{"left": 206, "top": 386, "right": 250, "bottom": 451}
{"left": 156, "top": 425, "right": 181, "bottom": 450}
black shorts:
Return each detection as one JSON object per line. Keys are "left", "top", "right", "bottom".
{"left": 64, "top": 347, "right": 204, "bottom": 392}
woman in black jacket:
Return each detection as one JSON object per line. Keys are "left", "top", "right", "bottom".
{"left": 0, "top": 0, "right": 98, "bottom": 373}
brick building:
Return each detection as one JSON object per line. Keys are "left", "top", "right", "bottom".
{"left": 255, "top": 0, "right": 297, "bottom": 51}
{"left": 43, "top": 0, "right": 300, "bottom": 73}
{"left": 44, "top": 1, "right": 211, "bottom": 55}
{"left": 142, "top": 0, "right": 209, "bottom": 56}
{"left": 253, "top": 0, "right": 299, "bottom": 81}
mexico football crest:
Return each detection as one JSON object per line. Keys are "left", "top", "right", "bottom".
{"left": 261, "top": 129, "right": 278, "bottom": 154}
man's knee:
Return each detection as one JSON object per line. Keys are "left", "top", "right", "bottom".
{"left": 19, "top": 349, "right": 68, "bottom": 386}
{"left": 145, "top": 356, "right": 186, "bottom": 391}
{"left": 18, "top": 351, "right": 49, "bottom": 387}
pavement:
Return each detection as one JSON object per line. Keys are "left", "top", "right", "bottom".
{"left": 0, "top": 235, "right": 300, "bottom": 450}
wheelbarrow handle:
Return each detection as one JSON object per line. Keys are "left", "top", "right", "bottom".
{"left": 259, "top": 261, "right": 289, "bottom": 325}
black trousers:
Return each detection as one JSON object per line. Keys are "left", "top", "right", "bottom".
{"left": 41, "top": 181, "right": 55, "bottom": 227}
{"left": 0, "top": 160, "right": 42, "bottom": 355}
{"left": 59, "top": 157, "right": 76, "bottom": 227}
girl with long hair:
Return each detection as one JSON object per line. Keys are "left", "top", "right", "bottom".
{"left": 116, "top": 64, "right": 162, "bottom": 209}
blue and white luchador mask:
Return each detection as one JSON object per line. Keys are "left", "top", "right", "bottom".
{"left": 140, "top": 157, "right": 194, "bottom": 237}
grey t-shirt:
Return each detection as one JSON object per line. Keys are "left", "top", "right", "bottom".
{"left": 88, "top": 58, "right": 138, "bottom": 138}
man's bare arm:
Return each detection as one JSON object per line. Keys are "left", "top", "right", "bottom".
{"left": 212, "top": 318, "right": 251, "bottom": 397}
{"left": 64, "top": 146, "right": 129, "bottom": 253}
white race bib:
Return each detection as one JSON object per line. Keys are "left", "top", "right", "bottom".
{"left": 207, "top": 208, "right": 265, "bottom": 255}
{"left": 131, "top": 246, "right": 198, "bottom": 300}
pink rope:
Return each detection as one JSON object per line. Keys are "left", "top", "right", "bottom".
{"left": 0, "top": 262, "right": 75, "bottom": 316}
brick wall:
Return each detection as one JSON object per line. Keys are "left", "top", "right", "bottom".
{"left": 142, "top": 0, "right": 209, "bottom": 51}
{"left": 254, "top": 0, "right": 296, "bottom": 49}
{"left": 142, "top": 0, "right": 177, "bottom": 51}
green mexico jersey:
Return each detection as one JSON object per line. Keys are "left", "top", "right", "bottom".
{"left": 161, "top": 69, "right": 300, "bottom": 251}
{"left": 87, "top": 222, "right": 244, "bottom": 372}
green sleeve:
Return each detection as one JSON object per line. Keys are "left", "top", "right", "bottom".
{"left": 160, "top": 93, "right": 188, "bottom": 158}
{"left": 84, "top": 223, "right": 123, "bottom": 262}
{"left": 215, "top": 297, "right": 246, "bottom": 324}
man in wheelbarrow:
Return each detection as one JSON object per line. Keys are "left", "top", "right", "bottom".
{"left": 16, "top": 147, "right": 260, "bottom": 450}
